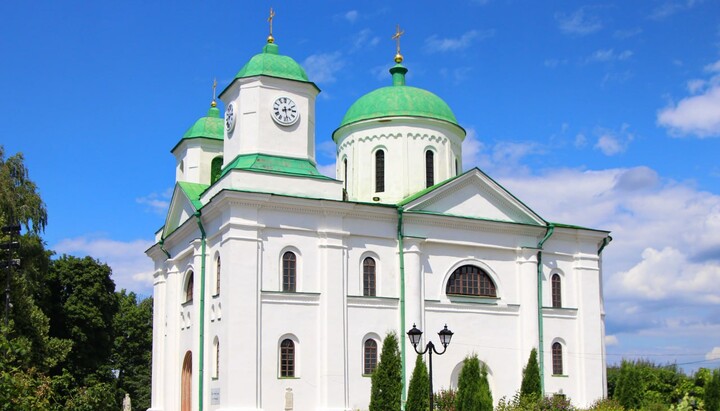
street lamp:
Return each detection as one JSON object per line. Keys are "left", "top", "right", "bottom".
{"left": 407, "top": 323, "right": 453, "bottom": 410}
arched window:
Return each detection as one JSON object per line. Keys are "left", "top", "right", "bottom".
{"left": 211, "top": 156, "right": 223, "bottom": 184}
{"left": 185, "top": 271, "right": 194, "bottom": 303}
{"left": 282, "top": 252, "right": 296, "bottom": 292}
{"left": 363, "top": 339, "right": 378, "bottom": 375}
{"left": 425, "top": 150, "right": 435, "bottom": 188}
{"left": 280, "top": 339, "right": 295, "bottom": 377}
{"left": 181, "top": 351, "right": 192, "bottom": 411}
{"left": 446, "top": 265, "right": 497, "bottom": 297}
{"left": 551, "top": 274, "right": 561, "bottom": 308}
{"left": 375, "top": 150, "right": 385, "bottom": 193}
{"left": 215, "top": 256, "right": 221, "bottom": 296}
{"left": 212, "top": 337, "right": 220, "bottom": 379}
{"left": 552, "top": 342, "right": 563, "bottom": 375}
{"left": 363, "top": 257, "right": 376, "bottom": 297}
{"left": 343, "top": 158, "right": 348, "bottom": 191}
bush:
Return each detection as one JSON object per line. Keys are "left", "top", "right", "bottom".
{"left": 406, "top": 354, "right": 429, "bottom": 411}
{"left": 456, "top": 355, "right": 492, "bottom": 411}
{"left": 369, "top": 332, "right": 402, "bottom": 411}
{"left": 435, "top": 388, "right": 457, "bottom": 411}
{"left": 706, "top": 369, "right": 720, "bottom": 411}
{"left": 520, "top": 349, "right": 541, "bottom": 401}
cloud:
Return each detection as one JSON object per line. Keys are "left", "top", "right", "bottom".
{"left": 605, "top": 335, "right": 620, "bottom": 346}
{"left": 344, "top": 10, "right": 358, "bottom": 23}
{"left": 136, "top": 188, "right": 172, "bottom": 214}
{"left": 461, "top": 128, "right": 484, "bottom": 171}
{"left": 440, "top": 67, "right": 473, "bottom": 84}
{"left": 317, "top": 163, "right": 336, "bottom": 178}
{"left": 658, "top": 85, "right": 720, "bottom": 138}
{"left": 594, "top": 124, "right": 634, "bottom": 155}
{"left": 54, "top": 236, "right": 155, "bottom": 296}
{"left": 707, "top": 347, "right": 720, "bottom": 360}
{"left": 302, "top": 52, "right": 346, "bottom": 84}
{"left": 650, "top": 0, "right": 702, "bottom": 20}
{"left": 614, "top": 28, "right": 643, "bottom": 39}
{"left": 350, "top": 29, "right": 380, "bottom": 52}
{"left": 555, "top": 8, "right": 602, "bottom": 35}
{"left": 585, "top": 49, "right": 633, "bottom": 63}
{"left": 425, "top": 29, "right": 495, "bottom": 53}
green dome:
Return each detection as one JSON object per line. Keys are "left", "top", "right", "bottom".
{"left": 336, "top": 64, "right": 461, "bottom": 134}
{"left": 235, "top": 43, "right": 312, "bottom": 85}
{"left": 182, "top": 106, "right": 224, "bottom": 140}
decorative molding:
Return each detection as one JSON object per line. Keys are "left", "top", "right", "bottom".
{"left": 347, "top": 295, "right": 399, "bottom": 309}
{"left": 261, "top": 291, "right": 321, "bottom": 306}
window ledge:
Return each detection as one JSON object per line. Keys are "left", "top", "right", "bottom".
{"left": 447, "top": 294, "right": 499, "bottom": 305}
{"left": 181, "top": 300, "right": 193, "bottom": 307}
{"left": 278, "top": 377, "right": 300, "bottom": 380}
{"left": 551, "top": 374, "right": 569, "bottom": 378}
{"left": 362, "top": 374, "right": 374, "bottom": 378}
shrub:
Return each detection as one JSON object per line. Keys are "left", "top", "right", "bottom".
{"left": 520, "top": 349, "right": 542, "bottom": 401}
{"left": 369, "top": 332, "right": 402, "bottom": 411}
{"left": 406, "top": 354, "right": 429, "bottom": 411}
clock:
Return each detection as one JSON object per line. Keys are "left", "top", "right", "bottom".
{"left": 225, "top": 103, "right": 236, "bottom": 132}
{"left": 271, "top": 97, "right": 299, "bottom": 126}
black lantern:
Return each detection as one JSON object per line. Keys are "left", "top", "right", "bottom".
{"left": 407, "top": 324, "right": 454, "bottom": 411}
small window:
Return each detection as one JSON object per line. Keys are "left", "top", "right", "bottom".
{"left": 551, "top": 274, "right": 561, "bottom": 308}
{"left": 363, "top": 339, "right": 378, "bottom": 375}
{"left": 375, "top": 150, "right": 385, "bottom": 193}
{"left": 552, "top": 342, "right": 563, "bottom": 375}
{"left": 425, "top": 150, "right": 434, "bottom": 188}
{"left": 215, "top": 256, "right": 221, "bottom": 296}
{"left": 212, "top": 337, "right": 220, "bottom": 379}
{"left": 185, "top": 271, "right": 194, "bottom": 302}
{"left": 211, "top": 156, "right": 223, "bottom": 184}
{"left": 282, "top": 252, "right": 297, "bottom": 292}
{"left": 363, "top": 257, "right": 376, "bottom": 297}
{"left": 446, "top": 265, "right": 496, "bottom": 297}
{"left": 455, "top": 158, "right": 459, "bottom": 176}
{"left": 280, "top": 339, "right": 295, "bottom": 377}
{"left": 343, "top": 158, "right": 348, "bottom": 191}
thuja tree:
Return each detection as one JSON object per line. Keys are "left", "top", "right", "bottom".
{"left": 456, "top": 354, "right": 492, "bottom": 411}
{"left": 520, "top": 348, "right": 541, "bottom": 400}
{"left": 706, "top": 368, "right": 720, "bottom": 411}
{"left": 406, "top": 353, "right": 429, "bottom": 411}
{"left": 369, "top": 332, "right": 402, "bottom": 411}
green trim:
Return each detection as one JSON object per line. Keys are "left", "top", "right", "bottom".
{"left": 551, "top": 222, "right": 610, "bottom": 233}
{"left": 194, "top": 212, "right": 207, "bottom": 411}
{"left": 536, "top": 224, "right": 555, "bottom": 396}
{"left": 178, "top": 182, "right": 208, "bottom": 210}
{"left": 220, "top": 153, "right": 334, "bottom": 180}
{"left": 598, "top": 236, "right": 613, "bottom": 255}
{"left": 159, "top": 239, "right": 171, "bottom": 259}
{"left": 397, "top": 207, "right": 407, "bottom": 407}
{"left": 397, "top": 171, "right": 467, "bottom": 206}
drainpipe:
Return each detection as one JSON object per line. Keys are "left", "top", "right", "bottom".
{"left": 598, "top": 236, "right": 612, "bottom": 255}
{"left": 536, "top": 224, "right": 554, "bottom": 396}
{"left": 159, "top": 239, "right": 171, "bottom": 259}
{"left": 397, "top": 207, "right": 407, "bottom": 408}
{"left": 193, "top": 211, "right": 207, "bottom": 411}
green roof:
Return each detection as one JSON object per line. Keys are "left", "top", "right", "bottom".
{"left": 334, "top": 64, "right": 462, "bottom": 137}
{"left": 220, "top": 153, "right": 334, "bottom": 180}
{"left": 177, "top": 181, "right": 208, "bottom": 210}
{"left": 234, "top": 43, "right": 313, "bottom": 85}
{"left": 171, "top": 106, "right": 223, "bottom": 152}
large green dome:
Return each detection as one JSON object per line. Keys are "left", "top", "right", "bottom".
{"left": 234, "top": 43, "right": 314, "bottom": 85}
{"left": 336, "top": 64, "right": 461, "bottom": 135}
{"left": 171, "top": 106, "right": 223, "bottom": 153}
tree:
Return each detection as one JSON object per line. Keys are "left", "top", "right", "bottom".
{"left": 46, "top": 255, "right": 119, "bottom": 382}
{"left": 406, "top": 353, "right": 429, "bottom": 411}
{"left": 520, "top": 348, "right": 541, "bottom": 400}
{"left": 706, "top": 369, "right": 720, "bottom": 411}
{"left": 112, "top": 291, "right": 153, "bottom": 411}
{"left": 369, "top": 332, "right": 402, "bottom": 411}
{"left": 0, "top": 146, "right": 47, "bottom": 233}
{"left": 614, "top": 360, "right": 644, "bottom": 410}
{"left": 456, "top": 355, "right": 492, "bottom": 411}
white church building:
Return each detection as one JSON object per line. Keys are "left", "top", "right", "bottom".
{"left": 146, "top": 24, "right": 611, "bottom": 411}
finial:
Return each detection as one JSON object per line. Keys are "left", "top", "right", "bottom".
{"left": 211, "top": 78, "right": 218, "bottom": 108}
{"left": 267, "top": 7, "right": 276, "bottom": 44}
{"left": 392, "top": 24, "right": 405, "bottom": 63}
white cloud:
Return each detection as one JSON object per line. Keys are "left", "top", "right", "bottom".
{"left": 350, "top": 29, "right": 380, "bottom": 52}
{"left": 54, "top": 236, "right": 155, "bottom": 296}
{"left": 706, "top": 347, "right": 720, "bottom": 360}
{"left": 614, "top": 28, "right": 643, "bottom": 39}
{"left": 317, "top": 162, "right": 336, "bottom": 178}
{"left": 658, "top": 85, "right": 720, "bottom": 137}
{"left": 302, "top": 52, "right": 346, "bottom": 84}
{"left": 344, "top": 10, "right": 358, "bottom": 23}
{"left": 585, "top": 49, "right": 633, "bottom": 63}
{"left": 650, "top": 0, "right": 702, "bottom": 20}
{"left": 461, "top": 128, "right": 484, "bottom": 171}
{"left": 687, "top": 79, "right": 707, "bottom": 94}
{"left": 544, "top": 59, "right": 568, "bottom": 68}
{"left": 574, "top": 133, "right": 587, "bottom": 148}
{"left": 706, "top": 60, "right": 720, "bottom": 72}
{"left": 425, "top": 29, "right": 494, "bottom": 53}
{"left": 594, "top": 124, "right": 634, "bottom": 155}
{"left": 136, "top": 188, "right": 172, "bottom": 214}
{"left": 605, "top": 335, "right": 620, "bottom": 346}
{"left": 555, "top": 9, "right": 602, "bottom": 36}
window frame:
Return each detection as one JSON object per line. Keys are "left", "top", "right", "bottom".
{"left": 214, "top": 255, "right": 221, "bottom": 297}
{"left": 184, "top": 271, "right": 194, "bottom": 303}
{"left": 280, "top": 338, "right": 296, "bottom": 378}
{"left": 551, "top": 273, "right": 562, "bottom": 308}
{"left": 375, "top": 149, "right": 385, "bottom": 193}
{"left": 425, "top": 149, "right": 435, "bottom": 188}
{"left": 552, "top": 341, "right": 564, "bottom": 376}
{"left": 446, "top": 265, "right": 497, "bottom": 297}
{"left": 363, "top": 338, "right": 378, "bottom": 375}
{"left": 363, "top": 257, "right": 376, "bottom": 297}
{"left": 282, "top": 251, "right": 297, "bottom": 292}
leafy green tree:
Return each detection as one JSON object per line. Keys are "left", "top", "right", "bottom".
{"left": 520, "top": 348, "right": 541, "bottom": 401}
{"left": 706, "top": 368, "right": 720, "bottom": 411}
{"left": 46, "top": 255, "right": 119, "bottom": 382}
{"left": 614, "top": 360, "right": 644, "bottom": 410}
{"left": 406, "top": 353, "right": 429, "bottom": 411}
{"left": 112, "top": 291, "right": 153, "bottom": 411}
{"left": 435, "top": 388, "right": 457, "bottom": 411}
{"left": 0, "top": 146, "right": 47, "bottom": 233}
{"left": 369, "top": 332, "right": 402, "bottom": 411}
{"left": 456, "top": 355, "right": 492, "bottom": 411}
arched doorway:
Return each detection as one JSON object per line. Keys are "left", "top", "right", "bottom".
{"left": 181, "top": 351, "right": 192, "bottom": 411}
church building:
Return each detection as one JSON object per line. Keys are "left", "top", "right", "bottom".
{"left": 146, "top": 18, "right": 611, "bottom": 411}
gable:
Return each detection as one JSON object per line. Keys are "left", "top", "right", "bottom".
{"left": 162, "top": 182, "right": 208, "bottom": 238}
{"left": 400, "top": 168, "right": 545, "bottom": 226}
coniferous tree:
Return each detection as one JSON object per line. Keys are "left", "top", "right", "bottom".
{"left": 520, "top": 348, "right": 541, "bottom": 400}
{"left": 406, "top": 354, "right": 429, "bottom": 411}
{"left": 369, "top": 332, "right": 402, "bottom": 411}
{"left": 706, "top": 369, "right": 720, "bottom": 411}
{"left": 456, "top": 354, "right": 492, "bottom": 411}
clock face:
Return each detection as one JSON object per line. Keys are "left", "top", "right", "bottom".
{"left": 271, "top": 97, "right": 299, "bottom": 126}
{"left": 225, "top": 103, "right": 236, "bottom": 132}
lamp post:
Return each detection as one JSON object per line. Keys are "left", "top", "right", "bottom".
{"left": 407, "top": 323, "right": 453, "bottom": 411}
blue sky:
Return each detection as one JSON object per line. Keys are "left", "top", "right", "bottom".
{"left": 2, "top": 1, "right": 720, "bottom": 372}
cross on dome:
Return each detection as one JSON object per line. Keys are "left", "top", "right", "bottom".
{"left": 392, "top": 24, "right": 405, "bottom": 63}
{"left": 267, "top": 7, "right": 276, "bottom": 44}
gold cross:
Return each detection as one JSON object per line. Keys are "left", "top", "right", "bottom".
{"left": 267, "top": 7, "right": 276, "bottom": 42}
{"left": 392, "top": 24, "right": 405, "bottom": 63}
{"left": 211, "top": 78, "right": 218, "bottom": 107}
